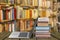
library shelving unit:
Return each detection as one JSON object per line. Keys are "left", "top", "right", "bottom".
{"left": 0, "top": 0, "right": 58, "bottom": 39}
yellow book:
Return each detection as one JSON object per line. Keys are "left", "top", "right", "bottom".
{"left": 0, "top": 24, "right": 4, "bottom": 32}
{"left": 46, "top": 9, "right": 50, "bottom": 17}
{"left": 32, "top": 9, "right": 38, "bottom": 19}
{"left": 25, "top": 10, "right": 30, "bottom": 19}
{"left": 33, "top": 0, "right": 38, "bottom": 6}
{"left": 41, "top": 9, "right": 46, "bottom": 17}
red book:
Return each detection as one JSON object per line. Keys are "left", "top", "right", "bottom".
{"left": 30, "top": 10, "right": 32, "bottom": 18}
{"left": 6, "top": 9, "right": 9, "bottom": 20}
{"left": 14, "top": 7, "right": 16, "bottom": 20}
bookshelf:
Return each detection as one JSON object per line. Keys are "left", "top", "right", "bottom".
{"left": 0, "top": 0, "right": 58, "bottom": 34}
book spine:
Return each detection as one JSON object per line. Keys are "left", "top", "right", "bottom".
{"left": 9, "top": 23, "right": 12, "bottom": 32}
{"left": 20, "top": 20, "right": 25, "bottom": 31}
{"left": 2, "top": 8, "right": 6, "bottom": 20}
{"left": 6, "top": 9, "right": 9, "bottom": 20}
{"left": 38, "top": 0, "right": 42, "bottom": 7}
{"left": 12, "top": 8, "right": 14, "bottom": 20}
{"left": 14, "top": 7, "right": 16, "bottom": 20}
{"left": 5, "top": 24, "right": 9, "bottom": 32}
{"left": 0, "top": 10, "right": 3, "bottom": 22}
{"left": 30, "top": 9, "right": 32, "bottom": 18}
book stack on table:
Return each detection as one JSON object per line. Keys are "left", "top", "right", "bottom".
{"left": 35, "top": 18, "right": 51, "bottom": 38}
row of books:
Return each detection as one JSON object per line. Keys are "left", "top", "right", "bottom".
{"left": 0, "top": 0, "right": 51, "bottom": 8}
{"left": 35, "top": 18, "right": 51, "bottom": 38}
{"left": 0, "top": 20, "right": 34, "bottom": 32}
{"left": 0, "top": 5, "right": 52, "bottom": 22}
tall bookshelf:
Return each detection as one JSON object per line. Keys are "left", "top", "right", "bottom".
{"left": 0, "top": 0, "right": 58, "bottom": 33}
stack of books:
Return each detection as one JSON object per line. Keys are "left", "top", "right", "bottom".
{"left": 35, "top": 18, "right": 51, "bottom": 38}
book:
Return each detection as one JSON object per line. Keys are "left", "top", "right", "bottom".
{"left": 36, "top": 27, "right": 50, "bottom": 30}
{"left": 6, "top": 9, "right": 9, "bottom": 20}
{"left": 14, "top": 7, "right": 16, "bottom": 20}
{"left": 9, "top": 23, "right": 12, "bottom": 32}
{"left": 16, "top": 6, "right": 23, "bottom": 19}
{"left": 2, "top": 8, "right": 6, "bottom": 20}
{"left": 42, "top": 0, "right": 46, "bottom": 8}
{"left": 17, "top": 0, "right": 20, "bottom": 4}
{"left": 20, "top": 20, "right": 25, "bottom": 31}
{"left": 11, "top": 21, "right": 16, "bottom": 32}
{"left": 32, "top": 9, "right": 38, "bottom": 19}
{"left": 32, "top": 0, "right": 38, "bottom": 6}
{"left": 36, "top": 35, "right": 51, "bottom": 38}
{"left": 46, "top": 1, "right": 51, "bottom": 8}
{"left": 37, "top": 22, "right": 48, "bottom": 26}
{"left": 25, "top": 10, "right": 30, "bottom": 19}
{"left": 5, "top": 23, "right": 9, "bottom": 32}
{"left": 0, "top": 24, "right": 4, "bottom": 32}
{"left": 38, "top": 0, "right": 43, "bottom": 7}
{"left": 12, "top": 8, "right": 14, "bottom": 20}
{"left": 41, "top": 10, "right": 46, "bottom": 17}
{"left": 0, "top": 10, "right": 3, "bottom": 22}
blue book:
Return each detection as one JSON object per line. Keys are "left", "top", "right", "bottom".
{"left": 12, "top": 8, "right": 14, "bottom": 20}
{"left": 36, "top": 26, "right": 50, "bottom": 30}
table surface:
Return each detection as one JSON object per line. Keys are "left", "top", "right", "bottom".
{"left": 0, "top": 32, "right": 60, "bottom": 40}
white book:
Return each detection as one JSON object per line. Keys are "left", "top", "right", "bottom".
{"left": 9, "top": 24, "right": 12, "bottom": 32}
{"left": 46, "top": 1, "right": 51, "bottom": 8}
{"left": 12, "top": 23, "right": 15, "bottom": 32}
{"left": 38, "top": 0, "right": 42, "bottom": 7}
{"left": 38, "top": 17, "right": 49, "bottom": 22}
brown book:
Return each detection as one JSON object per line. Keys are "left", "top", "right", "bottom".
{"left": 37, "top": 23, "right": 48, "bottom": 26}
{"left": 20, "top": 20, "right": 25, "bottom": 31}
{"left": 0, "top": 24, "right": 4, "bottom": 32}
{"left": 5, "top": 24, "right": 9, "bottom": 32}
